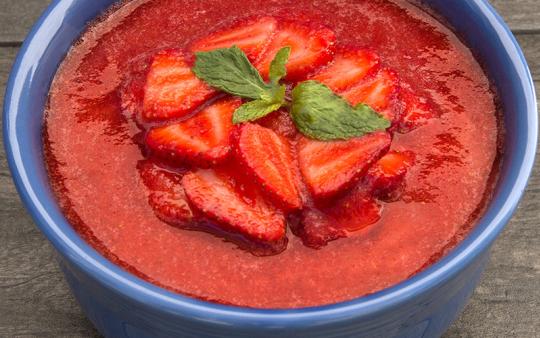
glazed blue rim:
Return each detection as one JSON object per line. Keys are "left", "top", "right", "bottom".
{"left": 3, "top": 0, "right": 537, "bottom": 329}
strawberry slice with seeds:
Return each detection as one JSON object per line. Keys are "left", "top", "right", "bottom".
{"left": 367, "top": 150, "right": 415, "bottom": 200}
{"left": 233, "top": 123, "right": 303, "bottom": 211}
{"left": 182, "top": 168, "right": 286, "bottom": 243}
{"left": 341, "top": 68, "right": 400, "bottom": 121}
{"left": 143, "top": 49, "right": 216, "bottom": 121}
{"left": 256, "top": 109, "right": 298, "bottom": 139}
{"left": 297, "top": 132, "right": 391, "bottom": 200}
{"left": 145, "top": 97, "right": 241, "bottom": 167}
{"left": 296, "top": 187, "right": 382, "bottom": 248}
{"left": 191, "top": 16, "right": 277, "bottom": 62}
{"left": 256, "top": 20, "right": 336, "bottom": 81}
{"left": 138, "top": 160, "right": 193, "bottom": 226}
{"left": 312, "top": 48, "right": 380, "bottom": 92}
{"left": 397, "top": 87, "right": 436, "bottom": 133}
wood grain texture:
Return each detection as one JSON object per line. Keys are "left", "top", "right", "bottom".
{"left": 491, "top": 0, "right": 540, "bottom": 32}
{"left": 0, "top": 1, "right": 538, "bottom": 337}
{"left": 516, "top": 34, "right": 540, "bottom": 80}
{"left": 0, "top": 0, "right": 50, "bottom": 44}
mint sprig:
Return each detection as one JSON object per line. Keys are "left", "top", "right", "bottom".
{"left": 193, "top": 46, "right": 272, "bottom": 100}
{"left": 232, "top": 85, "right": 286, "bottom": 124}
{"left": 193, "top": 46, "right": 390, "bottom": 141}
{"left": 193, "top": 46, "right": 289, "bottom": 123}
{"left": 268, "top": 47, "right": 290, "bottom": 85}
{"left": 291, "top": 81, "right": 390, "bottom": 140}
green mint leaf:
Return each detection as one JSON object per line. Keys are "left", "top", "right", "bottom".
{"left": 290, "top": 81, "right": 390, "bottom": 140}
{"left": 193, "top": 46, "right": 271, "bottom": 100}
{"left": 269, "top": 47, "right": 291, "bottom": 85}
{"left": 233, "top": 85, "right": 286, "bottom": 124}
{"left": 233, "top": 100, "right": 284, "bottom": 124}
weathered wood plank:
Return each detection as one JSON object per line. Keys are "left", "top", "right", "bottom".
{"left": 516, "top": 34, "right": 540, "bottom": 81}
{"left": 491, "top": 0, "right": 540, "bottom": 32}
{"left": 0, "top": 1, "right": 539, "bottom": 43}
{"left": 0, "top": 0, "right": 50, "bottom": 44}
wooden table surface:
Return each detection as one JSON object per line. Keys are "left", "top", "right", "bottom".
{"left": 0, "top": 1, "right": 538, "bottom": 337}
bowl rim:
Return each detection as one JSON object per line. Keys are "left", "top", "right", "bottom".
{"left": 3, "top": 0, "right": 538, "bottom": 328}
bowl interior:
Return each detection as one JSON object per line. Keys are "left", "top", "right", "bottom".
{"left": 3, "top": 0, "right": 537, "bottom": 323}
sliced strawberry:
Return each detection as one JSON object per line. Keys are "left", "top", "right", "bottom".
{"left": 311, "top": 48, "right": 380, "bottom": 92}
{"left": 256, "top": 20, "right": 336, "bottom": 81}
{"left": 138, "top": 160, "right": 193, "bottom": 225}
{"left": 296, "top": 187, "right": 382, "bottom": 248}
{"left": 256, "top": 109, "right": 298, "bottom": 139}
{"left": 233, "top": 123, "right": 302, "bottom": 211}
{"left": 297, "top": 132, "right": 391, "bottom": 200}
{"left": 121, "top": 74, "right": 145, "bottom": 122}
{"left": 190, "top": 16, "right": 277, "bottom": 62}
{"left": 145, "top": 97, "right": 241, "bottom": 167}
{"left": 367, "top": 150, "right": 415, "bottom": 200}
{"left": 143, "top": 49, "right": 215, "bottom": 121}
{"left": 341, "top": 68, "right": 400, "bottom": 121}
{"left": 397, "top": 87, "right": 436, "bottom": 133}
{"left": 120, "top": 53, "right": 153, "bottom": 123}
{"left": 182, "top": 168, "right": 286, "bottom": 243}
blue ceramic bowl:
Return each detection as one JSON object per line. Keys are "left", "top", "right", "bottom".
{"left": 3, "top": 0, "right": 537, "bottom": 337}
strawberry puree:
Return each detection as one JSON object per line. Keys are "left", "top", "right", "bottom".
{"left": 44, "top": 0, "right": 500, "bottom": 308}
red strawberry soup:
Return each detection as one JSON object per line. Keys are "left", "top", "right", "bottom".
{"left": 44, "top": 0, "right": 500, "bottom": 308}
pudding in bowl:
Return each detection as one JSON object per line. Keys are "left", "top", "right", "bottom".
{"left": 44, "top": 0, "right": 500, "bottom": 308}
{"left": 4, "top": 0, "right": 536, "bottom": 337}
